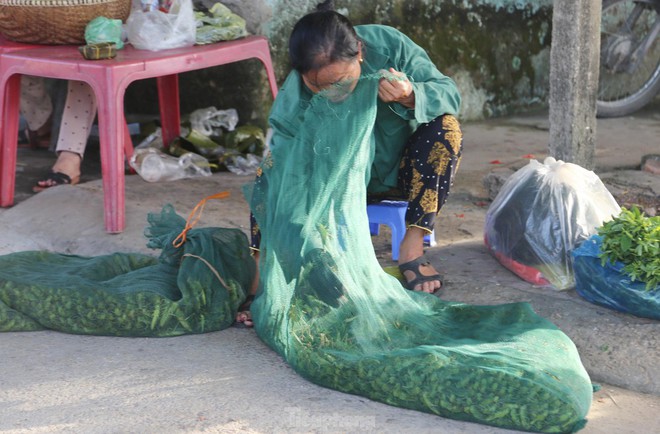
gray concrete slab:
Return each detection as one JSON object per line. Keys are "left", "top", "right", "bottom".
{"left": 1, "top": 101, "right": 659, "bottom": 433}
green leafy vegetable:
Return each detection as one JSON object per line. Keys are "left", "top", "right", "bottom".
{"left": 597, "top": 206, "right": 660, "bottom": 290}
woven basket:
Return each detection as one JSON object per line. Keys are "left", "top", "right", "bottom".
{"left": 0, "top": 0, "right": 131, "bottom": 45}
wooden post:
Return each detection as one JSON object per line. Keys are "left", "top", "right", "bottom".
{"left": 549, "top": 0, "right": 602, "bottom": 170}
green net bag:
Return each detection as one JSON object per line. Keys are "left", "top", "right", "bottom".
{"left": 0, "top": 198, "right": 254, "bottom": 337}
{"left": 248, "top": 74, "right": 593, "bottom": 433}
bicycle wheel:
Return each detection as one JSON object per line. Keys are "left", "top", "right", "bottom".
{"left": 597, "top": 0, "right": 660, "bottom": 117}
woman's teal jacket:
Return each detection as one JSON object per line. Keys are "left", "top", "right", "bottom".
{"left": 268, "top": 24, "right": 461, "bottom": 193}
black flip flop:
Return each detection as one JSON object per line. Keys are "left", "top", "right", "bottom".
{"left": 398, "top": 255, "right": 444, "bottom": 293}
{"left": 33, "top": 171, "right": 78, "bottom": 193}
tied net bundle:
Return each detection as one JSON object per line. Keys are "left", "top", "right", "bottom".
{"left": 0, "top": 205, "right": 254, "bottom": 336}
{"left": 248, "top": 75, "right": 592, "bottom": 433}
{"left": 484, "top": 158, "right": 620, "bottom": 290}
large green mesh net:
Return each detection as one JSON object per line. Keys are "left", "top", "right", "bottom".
{"left": 0, "top": 204, "right": 254, "bottom": 336}
{"left": 248, "top": 74, "right": 593, "bottom": 433}
{"left": 0, "top": 73, "right": 595, "bottom": 433}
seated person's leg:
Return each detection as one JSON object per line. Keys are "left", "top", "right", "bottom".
{"left": 397, "top": 114, "right": 463, "bottom": 293}
{"left": 33, "top": 81, "right": 97, "bottom": 192}
{"left": 19, "top": 76, "right": 53, "bottom": 148}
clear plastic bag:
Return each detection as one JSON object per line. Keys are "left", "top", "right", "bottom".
{"left": 135, "top": 127, "right": 164, "bottom": 150}
{"left": 188, "top": 107, "right": 238, "bottom": 136}
{"left": 225, "top": 153, "right": 261, "bottom": 176}
{"left": 129, "top": 148, "right": 211, "bottom": 182}
{"left": 125, "top": 0, "right": 196, "bottom": 51}
{"left": 484, "top": 157, "right": 621, "bottom": 290}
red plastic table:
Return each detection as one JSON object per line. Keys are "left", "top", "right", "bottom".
{"left": 0, "top": 36, "right": 278, "bottom": 233}
{"left": 0, "top": 38, "right": 38, "bottom": 54}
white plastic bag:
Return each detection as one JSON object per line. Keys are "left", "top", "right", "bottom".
{"left": 129, "top": 148, "right": 211, "bottom": 182}
{"left": 125, "top": 0, "right": 196, "bottom": 51}
{"left": 484, "top": 157, "right": 621, "bottom": 290}
{"left": 225, "top": 153, "right": 261, "bottom": 176}
{"left": 189, "top": 107, "right": 238, "bottom": 136}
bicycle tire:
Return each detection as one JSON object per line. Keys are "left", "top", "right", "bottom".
{"left": 597, "top": 0, "right": 660, "bottom": 117}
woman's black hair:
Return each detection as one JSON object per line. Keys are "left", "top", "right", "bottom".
{"left": 289, "top": 0, "right": 361, "bottom": 74}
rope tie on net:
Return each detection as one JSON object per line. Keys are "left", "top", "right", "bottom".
{"left": 173, "top": 191, "right": 230, "bottom": 248}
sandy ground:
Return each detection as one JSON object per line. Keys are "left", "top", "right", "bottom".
{"left": 1, "top": 102, "right": 659, "bottom": 433}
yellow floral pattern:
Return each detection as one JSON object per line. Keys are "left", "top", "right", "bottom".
{"left": 427, "top": 141, "right": 451, "bottom": 175}
{"left": 397, "top": 114, "right": 464, "bottom": 230}
{"left": 419, "top": 188, "right": 438, "bottom": 214}
{"left": 409, "top": 167, "right": 423, "bottom": 201}
{"left": 426, "top": 115, "right": 462, "bottom": 175}
{"left": 443, "top": 115, "right": 462, "bottom": 155}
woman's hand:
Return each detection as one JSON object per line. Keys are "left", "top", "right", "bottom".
{"left": 378, "top": 68, "right": 415, "bottom": 108}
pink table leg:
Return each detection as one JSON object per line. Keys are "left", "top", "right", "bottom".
{"left": 0, "top": 73, "right": 22, "bottom": 207}
{"left": 95, "top": 80, "right": 127, "bottom": 233}
{"left": 156, "top": 74, "right": 181, "bottom": 149}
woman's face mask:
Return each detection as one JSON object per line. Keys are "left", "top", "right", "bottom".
{"left": 321, "top": 78, "right": 359, "bottom": 102}
{"left": 302, "top": 57, "right": 362, "bottom": 102}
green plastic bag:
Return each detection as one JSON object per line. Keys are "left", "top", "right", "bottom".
{"left": 195, "top": 3, "right": 248, "bottom": 45}
{"left": 85, "top": 16, "right": 124, "bottom": 49}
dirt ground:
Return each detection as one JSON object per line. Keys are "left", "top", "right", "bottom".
{"left": 1, "top": 102, "right": 659, "bottom": 433}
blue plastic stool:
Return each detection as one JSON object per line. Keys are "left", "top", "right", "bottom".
{"left": 367, "top": 200, "right": 436, "bottom": 261}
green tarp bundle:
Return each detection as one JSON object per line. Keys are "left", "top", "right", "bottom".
{"left": 248, "top": 74, "right": 593, "bottom": 433}
{"left": 0, "top": 204, "right": 254, "bottom": 336}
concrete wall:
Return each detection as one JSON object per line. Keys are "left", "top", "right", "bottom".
{"left": 124, "top": 0, "right": 554, "bottom": 125}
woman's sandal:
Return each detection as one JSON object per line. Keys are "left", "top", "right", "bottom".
{"left": 398, "top": 255, "right": 444, "bottom": 293}
{"left": 32, "top": 171, "right": 80, "bottom": 193}
{"left": 234, "top": 294, "right": 255, "bottom": 328}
